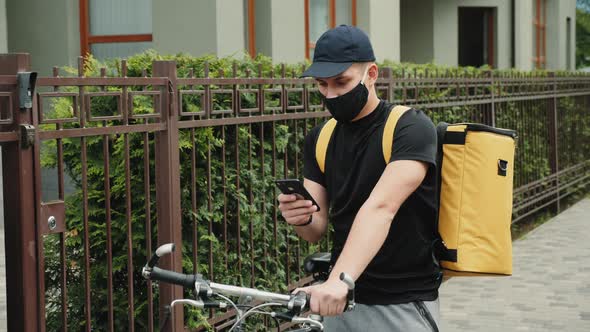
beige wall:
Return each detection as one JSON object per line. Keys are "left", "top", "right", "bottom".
{"left": 0, "top": 0, "right": 7, "bottom": 53}
{"left": 153, "top": 0, "right": 216, "bottom": 56}
{"left": 7, "top": 0, "right": 79, "bottom": 75}
{"left": 433, "top": 0, "right": 512, "bottom": 69}
{"left": 400, "top": 0, "right": 434, "bottom": 63}
{"left": 546, "top": 0, "right": 576, "bottom": 70}
{"left": 153, "top": 0, "right": 246, "bottom": 58}
{"left": 255, "top": 0, "right": 305, "bottom": 63}
{"left": 357, "top": 0, "right": 400, "bottom": 62}
{"left": 515, "top": 0, "right": 533, "bottom": 71}
{"left": 216, "top": 0, "right": 246, "bottom": 57}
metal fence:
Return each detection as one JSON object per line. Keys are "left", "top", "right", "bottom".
{"left": 1, "top": 53, "right": 589, "bottom": 331}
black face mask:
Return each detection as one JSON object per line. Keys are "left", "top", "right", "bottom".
{"left": 323, "top": 73, "right": 369, "bottom": 122}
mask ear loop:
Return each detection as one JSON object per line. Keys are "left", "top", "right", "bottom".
{"left": 360, "top": 66, "right": 370, "bottom": 86}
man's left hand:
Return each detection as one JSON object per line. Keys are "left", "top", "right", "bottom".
{"left": 294, "top": 277, "right": 348, "bottom": 316}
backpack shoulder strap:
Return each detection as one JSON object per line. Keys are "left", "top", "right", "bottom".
{"left": 382, "top": 105, "right": 412, "bottom": 163}
{"left": 315, "top": 118, "right": 338, "bottom": 173}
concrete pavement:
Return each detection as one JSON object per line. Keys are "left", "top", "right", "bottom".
{"left": 439, "top": 198, "right": 590, "bottom": 331}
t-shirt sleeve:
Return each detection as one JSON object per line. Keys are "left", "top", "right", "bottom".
{"left": 303, "top": 125, "right": 327, "bottom": 187}
{"left": 389, "top": 109, "right": 437, "bottom": 166}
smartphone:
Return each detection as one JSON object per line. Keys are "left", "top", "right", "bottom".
{"left": 274, "top": 179, "right": 321, "bottom": 212}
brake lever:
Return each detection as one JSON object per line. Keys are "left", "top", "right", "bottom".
{"left": 146, "top": 243, "right": 175, "bottom": 268}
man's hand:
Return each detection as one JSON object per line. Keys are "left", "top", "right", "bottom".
{"left": 294, "top": 277, "right": 348, "bottom": 316}
{"left": 278, "top": 194, "right": 318, "bottom": 226}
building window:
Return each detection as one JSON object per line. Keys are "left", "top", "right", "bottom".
{"left": 533, "top": 0, "right": 546, "bottom": 69}
{"left": 79, "top": 0, "right": 153, "bottom": 60}
{"left": 305, "top": 0, "right": 357, "bottom": 59}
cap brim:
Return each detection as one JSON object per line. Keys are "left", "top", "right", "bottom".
{"left": 300, "top": 62, "right": 353, "bottom": 78}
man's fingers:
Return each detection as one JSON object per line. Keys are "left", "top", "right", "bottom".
{"left": 280, "top": 206, "right": 316, "bottom": 219}
{"left": 310, "top": 295, "right": 320, "bottom": 314}
{"left": 279, "top": 199, "right": 313, "bottom": 210}
{"left": 277, "top": 194, "right": 297, "bottom": 203}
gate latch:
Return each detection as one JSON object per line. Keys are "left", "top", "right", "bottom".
{"left": 20, "top": 124, "right": 35, "bottom": 149}
{"left": 17, "top": 71, "right": 37, "bottom": 109}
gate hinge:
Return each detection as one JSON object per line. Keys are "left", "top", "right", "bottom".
{"left": 20, "top": 124, "right": 35, "bottom": 149}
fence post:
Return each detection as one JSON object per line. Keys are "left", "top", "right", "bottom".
{"left": 0, "top": 53, "right": 41, "bottom": 331}
{"left": 380, "top": 67, "right": 394, "bottom": 102}
{"left": 152, "top": 60, "right": 184, "bottom": 331}
{"left": 548, "top": 72, "right": 560, "bottom": 212}
{"left": 489, "top": 70, "right": 496, "bottom": 127}
{"left": 483, "top": 70, "right": 496, "bottom": 127}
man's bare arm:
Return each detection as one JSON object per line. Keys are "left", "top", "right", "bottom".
{"left": 328, "top": 160, "right": 429, "bottom": 281}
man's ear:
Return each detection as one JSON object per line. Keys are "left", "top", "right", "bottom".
{"left": 367, "top": 63, "right": 379, "bottom": 86}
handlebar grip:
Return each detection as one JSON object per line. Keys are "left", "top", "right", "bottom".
{"left": 148, "top": 266, "right": 197, "bottom": 289}
{"left": 339, "top": 272, "right": 355, "bottom": 312}
{"left": 288, "top": 291, "right": 310, "bottom": 313}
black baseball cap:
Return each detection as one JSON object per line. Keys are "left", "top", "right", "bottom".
{"left": 301, "top": 25, "right": 375, "bottom": 78}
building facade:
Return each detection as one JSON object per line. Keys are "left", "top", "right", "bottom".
{"left": 0, "top": 0, "right": 579, "bottom": 75}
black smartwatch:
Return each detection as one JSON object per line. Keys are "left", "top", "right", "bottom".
{"left": 294, "top": 215, "right": 313, "bottom": 227}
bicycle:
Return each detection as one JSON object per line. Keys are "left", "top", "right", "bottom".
{"left": 142, "top": 244, "right": 353, "bottom": 331}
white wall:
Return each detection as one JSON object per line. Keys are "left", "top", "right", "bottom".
{"left": 357, "top": 0, "right": 400, "bottom": 62}
{"left": 216, "top": 0, "right": 246, "bottom": 58}
{"left": 255, "top": 0, "right": 305, "bottom": 63}
{"left": 269, "top": 0, "right": 306, "bottom": 63}
{"left": 400, "top": 0, "right": 434, "bottom": 63}
{"left": 0, "top": 0, "right": 7, "bottom": 53}
{"left": 546, "top": 0, "right": 576, "bottom": 70}
{"left": 433, "top": 0, "right": 512, "bottom": 69}
{"left": 7, "top": 0, "right": 79, "bottom": 75}
{"left": 153, "top": 0, "right": 246, "bottom": 58}
{"left": 515, "top": 0, "right": 533, "bottom": 71}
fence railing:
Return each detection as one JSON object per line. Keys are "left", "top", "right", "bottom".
{"left": 1, "top": 53, "right": 589, "bottom": 331}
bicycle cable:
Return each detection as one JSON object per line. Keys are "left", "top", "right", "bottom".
{"left": 228, "top": 302, "right": 283, "bottom": 332}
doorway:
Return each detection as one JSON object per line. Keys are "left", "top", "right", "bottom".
{"left": 459, "top": 7, "right": 496, "bottom": 67}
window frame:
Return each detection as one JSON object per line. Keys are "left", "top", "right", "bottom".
{"left": 305, "top": 0, "right": 357, "bottom": 60}
{"left": 247, "top": 0, "right": 256, "bottom": 57}
{"left": 79, "top": 0, "right": 154, "bottom": 57}
{"left": 533, "top": 0, "right": 546, "bottom": 69}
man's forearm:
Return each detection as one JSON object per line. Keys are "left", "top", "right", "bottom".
{"left": 328, "top": 205, "right": 395, "bottom": 281}
{"left": 328, "top": 160, "right": 427, "bottom": 281}
{"left": 293, "top": 213, "right": 328, "bottom": 243}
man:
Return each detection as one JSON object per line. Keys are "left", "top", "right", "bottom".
{"left": 277, "top": 25, "right": 442, "bottom": 331}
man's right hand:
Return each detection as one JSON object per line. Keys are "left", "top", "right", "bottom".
{"left": 277, "top": 194, "right": 318, "bottom": 226}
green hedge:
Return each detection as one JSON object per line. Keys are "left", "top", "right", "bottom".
{"left": 40, "top": 51, "right": 590, "bottom": 331}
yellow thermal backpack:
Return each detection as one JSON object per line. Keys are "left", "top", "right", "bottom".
{"left": 315, "top": 105, "right": 517, "bottom": 276}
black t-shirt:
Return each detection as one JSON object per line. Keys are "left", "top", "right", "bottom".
{"left": 303, "top": 100, "right": 442, "bottom": 305}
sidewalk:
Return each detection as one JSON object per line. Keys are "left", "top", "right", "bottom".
{"left": 439, "top": 198, "right": 590, "bottom": 332}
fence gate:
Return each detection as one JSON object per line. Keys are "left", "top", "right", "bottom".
{"left": 0, "top": 54, "right": 43, "bottom": 332}
{"left": 0, "top": 54, "right": 185, "bottom": 332}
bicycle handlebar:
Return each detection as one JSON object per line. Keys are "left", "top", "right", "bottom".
{"left": 143, "top": 243, "right": 356, "bottom": 331}
{"left": 145, "top": 266, "right": 199, "bottom": 289}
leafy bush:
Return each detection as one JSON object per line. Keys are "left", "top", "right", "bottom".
{"left": 40, "top": 51, "right": 589, "bottom": 331}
